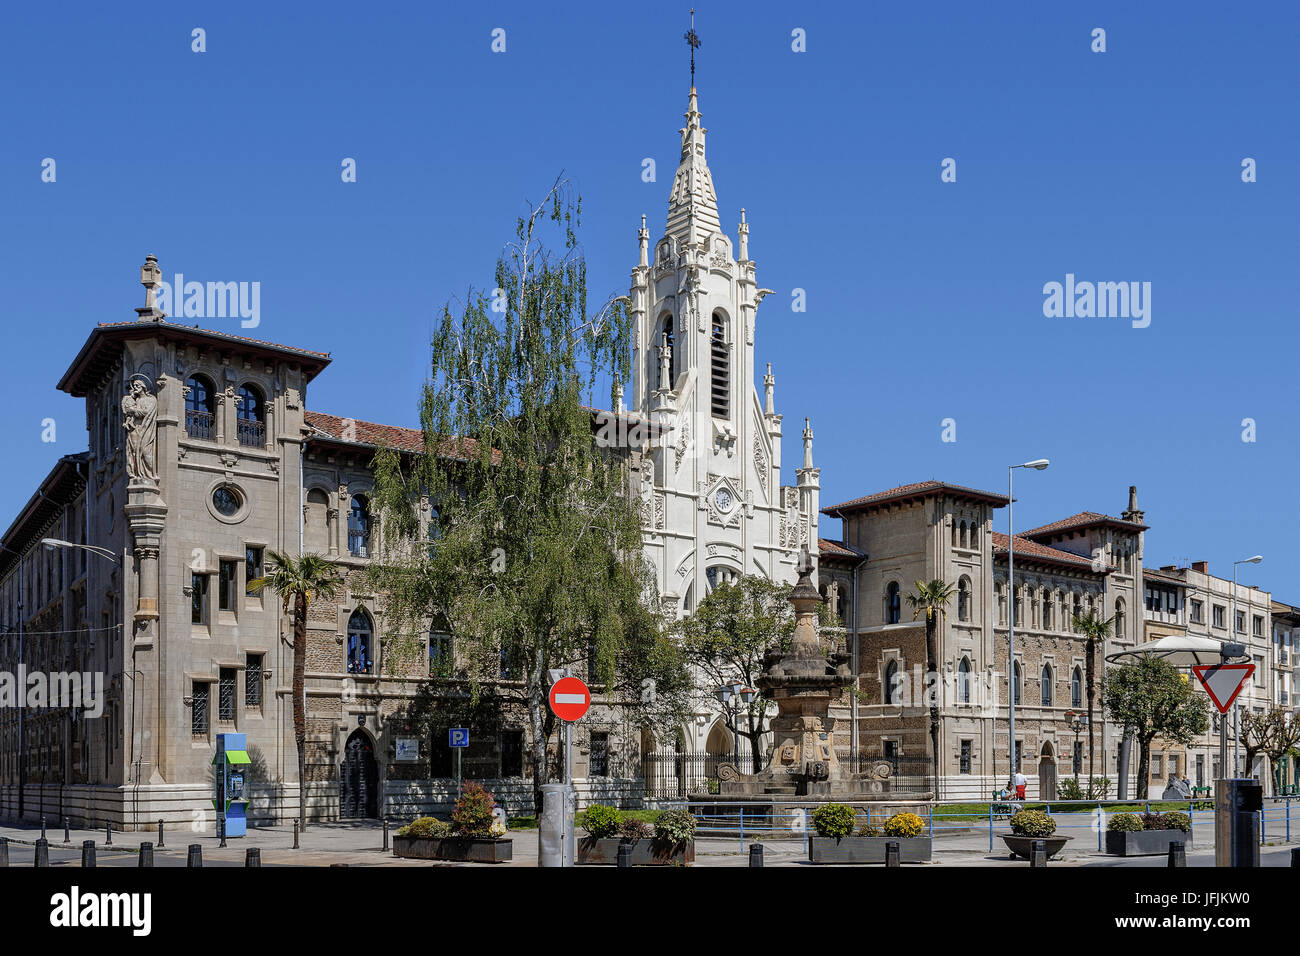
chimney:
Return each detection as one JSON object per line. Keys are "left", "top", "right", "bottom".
{"left": 1192, "top": 561, "right": 1208, "bottom": 574}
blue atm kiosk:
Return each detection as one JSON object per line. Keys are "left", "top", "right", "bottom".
{"left": 214, "top": 733, "right": 251, "bottom": 837}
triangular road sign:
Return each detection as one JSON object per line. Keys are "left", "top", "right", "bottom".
{"left": 1191, "top": 663, "right": 1255, "bottom": 713}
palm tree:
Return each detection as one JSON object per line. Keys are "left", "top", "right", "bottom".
{"left": 1072, "top": 611, "right": 1114, "bottom": 791}
{"left": 249, "top": 550, "right": 343, "bottom": 831}
{"left": 908, "top": 579, "right": 954, "bottom": 800}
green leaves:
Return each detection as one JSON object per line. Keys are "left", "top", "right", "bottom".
{"left": 1103, "top": 656, "right": 1211, "bottom": 745}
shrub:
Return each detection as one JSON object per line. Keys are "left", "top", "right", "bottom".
{"left": 856, "top": 823, "right": 881, "bottom": 837}
{"left": 811, "top": 803, "right": 856, "bottom": 839}
{"left": 1164, "top": 811, "right": 1192, "bottom": 833}
{"left": 451, "top": 782, "right": 497, "bottom": 838}
{"left": 654, "top": 809, "right": 697, "bottom": 846}
{"left": 882, "top": 811, "right": 925, "bottom": 838}
{"left": 620, "top": 818, "right": 653, "bottom": 841}
{"left": 397, "top": 816, "right": 450, "bottom": 839}
{"left": 583, "top": 804, "right": 622, "bottom": 839}
{"left": 1108, "top": 812, "right": 1144, "bottom": 833}
{"left": 1056, "top": 778, "right": 1085, "bottom": 801}
{"left": 1009, "top": 809, "right": 1057, "bottom": 837}
{"left": 1139, "top": 812, "right": 1168, "bottom": 831}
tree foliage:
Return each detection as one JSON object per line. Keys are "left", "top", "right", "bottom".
{"left": 1103, "top": 656, "right": 1210, "bottom": 798}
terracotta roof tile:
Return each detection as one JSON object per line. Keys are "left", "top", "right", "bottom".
{"left": 818, "top": 537, "right": 866, "bottom": 559}
{"left": 1021, "top": 511, "right": 1147, "bottom": 537}
{"left": 95, "top": 320, "right": 331, "bottom": 358}
{"left": 304, "top": 411, "right": 425, "bottom": 451}
{"left": 823, "top": 480, "right": 1008, "bottom": 515}
{"left": 991, "top": 531, "right": 1107, "bottom": 572}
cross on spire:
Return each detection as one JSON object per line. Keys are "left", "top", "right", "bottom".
{"left": 684, "top": 9, "right": 701, "bottom": 87}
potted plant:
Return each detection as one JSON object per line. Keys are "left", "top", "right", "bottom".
{"left": 807, "top": 805, "right": 932, "bottom": 864}
{"left": 576, "top": 805, "right": 696, "bottom": 865}
{"left": 1001, "top": 809, "right": 1070, "bottom": 860}
{"left": 392, "top": 783, "right": 513, "bottom": 863}
{"left": 1105, "top": 810, "right": 1194, "bottom": 856}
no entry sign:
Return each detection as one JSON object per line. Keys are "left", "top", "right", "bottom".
{"left": 1191, "top": 663, "right": 1255, "bottom": 713}
{"left": 549, "top": 676, "right": 591, "bottom": 722}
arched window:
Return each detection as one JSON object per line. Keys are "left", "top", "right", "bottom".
{"left": 957, "top": 578, "right": 971, "bottom": 622}
{"left": 710, "top": 312, "right": 729, "bottom": 418}
{"left": 951, "top": 521, "right": 958, "bottom": 548}
{"left": 1042, "top": 588, "right": 1053, "bottom": 630}
{"left": 1012, "top": 660, "right": 1022, "bottom": 706}
{"left": 185, "top": 374, "right": 216, "bottom": 440}
{"left": 1013, "top": 585, "right": 1023, "bottom": 626}
{"left": 1040, "top": 664, "right": 1053, "bottom": 706}
{"left": 885, "top": 582, "right": 901, "bottom": 624}
{"left": 996, "top": 581, "right": 1007, "bottom": 625}
{"left": 883, "top": 659, "right": 899, "bottom": 705}
{"left": 705, "top": 565, "right": 737, "bottom": 592}
{"left": 1071, "top": 666, "right": 1082, "bottom": 708}
{"left": 1072, "top": 593, "right": 1083, "bottom": 626}
{"left": 1115, "top": 598, "right": 1126, "bottom": 640}
{"left": 959, "top": 521, "right": 968, "bottom": 549}
{"left": 347, "top": 608, "right": 373, "bottom": 675}
{"left": 236, "top": 384, "right": 265, "bottom": 446}
{"left": 306, "top": 489, "right": 330, "bottom": 553}
{"left": 957, "top": 657, "right": 972, "bottom": 704}
{"left": 969, "top": 522, "right": 978, "bottom": 549}
{"left": 348, "top": 495, "right": 371, "bottom": 557}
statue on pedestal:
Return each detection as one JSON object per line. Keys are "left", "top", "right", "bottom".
{"left": 121, "top": 378, "right": 158, "bottom": 484}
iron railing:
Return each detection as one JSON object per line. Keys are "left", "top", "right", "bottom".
{"left": 639, "top": 750, "right": 933, "bottom": 799}
{"left": 185, "top": 409, "right": 215, "bottom": 440}
{"left": 236, "top": 419, "right": 265, "bottom": 447}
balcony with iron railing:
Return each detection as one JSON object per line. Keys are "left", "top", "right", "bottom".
{"left": 236, "top": 419, "right": 265, "bottom": 447}
{"left": 185, "top": 409, "right": 215, "bottom": 441}
{"left": 348, "top": 530, "right": 370, "bottom": 559}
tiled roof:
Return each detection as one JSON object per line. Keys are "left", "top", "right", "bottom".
{"left": 1021, "top": 511, "right": 1148, "bottom": 537}
{"left": 818, "top": 538, "right": 866, "bottom": 559}
{"left": 823, "top": 480, "right": 1009, "bottom": 515}
{"left": 304, "top": 411, "right": 425, "bottom": 451}
{"left": 1143, "top": 567, "right": 1187, "bottom": 585}
{"left": 991, "top": 531, "right": 1107, "bottom": 572}
{"left": 94, "top": 320, "right": 331, "bottom": 359}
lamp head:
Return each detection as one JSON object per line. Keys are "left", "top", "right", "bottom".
{"left": 1023, "top": 459, "right": 1050, "bottom": 470}
{"left": 1243, "top": 555, "right": 1263, "bottom": 564}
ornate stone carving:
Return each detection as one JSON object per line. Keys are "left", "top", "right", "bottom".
{"left": 753, "top": 435, "right": 768, "bottom": 496}
{"left": 121, "top": 378, "right": 159, "bottom": 484}
{"left": 674, "top": 420, "right": 691, "bottom": 471}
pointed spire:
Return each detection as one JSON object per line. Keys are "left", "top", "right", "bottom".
{"left": 1123, "top": 484, "right": 1144, "bottom": 523}
{"left": 738, "top": 208, "right": 749, "bottom": 261}
{"left": 763, "top": 362, "right": 775, "bottom": 416}
{"left": 802, "top": 417, "right": 814, "bottom": 469}
{"left": 638, "top": 214, "right": 649, "bottom": 267}
{"left": 665, "top": 85, "right": 721, "bottom": 246}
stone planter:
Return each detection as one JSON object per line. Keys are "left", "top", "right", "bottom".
{"left": 576, "top": 837, "right": 694, "bottom": 865}
{"left": 807, "top": 836, "right": 932, "bottom": 864}
{"left": 1105, "top": 829, "right": 1193, "bottom": 857}
{"left": 1000, "top": 834, "right": 1071, "bottom": 860}
{"left": 392, "top": 835, "right": 513, "bottom": 863}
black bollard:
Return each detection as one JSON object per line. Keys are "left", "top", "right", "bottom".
{"left": 34, "top": 839, "right": 49, "bottom": 867}
{"left": 749, "top": 843, "right": 764, "bottom": 868}
{"left": 139, "top": 842, "right": 154, "bottom": 867}
{"left": 886, "top": 841, "right": 901, "bottom": 868}
{"left": 616, "top": 843, "right": 632, "bottom": 868}
{"left": 245, "top": 847, "right": 261, "bottom": 868}
{"left": 40, "top": 817, "right": 46, "bottom": 842}
{"left": 82, "top": 840, "right": 96, "bottom": 868}
{"left": 1168, "top": 841, "right": 1186, "bottom": 867}
{"left": 218, "top": 816, "right": 227, "bottom": 849}
{"left": 157, "top": 819, "right": 165, "bottom": 848}
{"left": 293, "top": 820, "right": 299, "bottom": 849}
{"left": 1291, "top": 847, "right": 1300, "bottom": 868}
{"left": 187, "top": 844, "right": 203, "bottom": 868}
{"left": 105, "top": 821, "right": 112, "bottom": 846}
{"left": 382, "top": 818, "right": 389, "bottom": 852}
{"left": 0, "top": 836, "right": 8, "bottom": 867}
{"left": 1030, "top": 839, "right": 1047, "bottom": 867}
{"left": 63, "top": 818, "right": 70, "bottom": 844}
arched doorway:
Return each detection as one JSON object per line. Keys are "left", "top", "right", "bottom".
{"left": 340, "top": 729, "right": 378, "bottom": 818}
{"left": 1038, "top": 742, "right": 1057, "bottom": 801}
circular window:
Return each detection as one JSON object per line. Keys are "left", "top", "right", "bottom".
{"left": 213, "top": 486, "right": 241, "bottom": 517}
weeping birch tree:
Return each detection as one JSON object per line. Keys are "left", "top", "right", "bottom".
{"left": 367, "top": 178, "right": 690, "bottom": 811}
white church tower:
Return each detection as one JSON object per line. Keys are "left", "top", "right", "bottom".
{"left": 627, "top": 77, "right": 819, "bottom": 617}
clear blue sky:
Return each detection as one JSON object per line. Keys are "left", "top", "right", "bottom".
{"left": 2, "top": 2, "right": 1297, "bottom": 597}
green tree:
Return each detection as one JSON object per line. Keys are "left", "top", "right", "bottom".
{"left": 1103, "top": 657, "right": 1210, "bottom": 798}
{"left": 1072, "top": 611, "right": 1114, "bottom": 783}
{"left": 678, "top": 575, "right": 795, "bottom": 769}
{"left": 248, "top": 550, "right": 343, "bottom": 830}
{"left": 907, "top": 579, "right": 953, "bottom": 799}
{"left": 366, "top": 178, "right": 690, "bottom": 810}
{"left": 1240, "top": 707, "right": 1300, "bottom": 786}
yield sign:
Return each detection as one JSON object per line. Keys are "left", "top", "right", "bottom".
{"left": 548, "top": 676, "right": 591, "bottom": 722}
{"left": 1191, "top": 663, "right": 1255, "bottom": 714}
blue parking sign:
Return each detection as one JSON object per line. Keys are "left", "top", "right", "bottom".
{"left": 449, "top": 727, "right": 470, "bottom": 748}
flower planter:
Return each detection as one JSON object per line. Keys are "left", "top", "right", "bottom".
{"left": 807, "top": 836, "right": 932, "bottom": 864}
{"left": 392, "top": 835, "right": 513, "bottom": 863}
{"left": 576, "top": 837, "right": 694, "bottom": 865}
{"left": 1000, "top": 834, "right": 1071, "bottom": 860}
{"left": 1105, "top": 829, "right": 1193, "bottom": 857}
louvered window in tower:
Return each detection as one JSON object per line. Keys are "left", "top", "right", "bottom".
{"left": 710, "top": 313, "right": 729, "bottom": 418}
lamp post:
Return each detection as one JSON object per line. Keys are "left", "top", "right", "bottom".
{"left": 714, "top": 681, "right": 755, "bottom": 768}
{"left": 1228, "top": 556, "right": 1261, "bottom": 777}
{"left": 40, "top": 538, "right": 120, "bottom": 565}
{"left": 1007, "top": 459, "right": 1049, "bottom": 785}
{"left": 1065, "top": 710, "right": 1088, "bottom": 783}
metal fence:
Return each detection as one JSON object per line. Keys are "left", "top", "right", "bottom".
{"left": 638, "top": 751, "right": 933, "bottom": 799}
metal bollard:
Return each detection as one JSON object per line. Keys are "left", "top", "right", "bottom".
{"left": 35, "top": 839, "right": 49, "bottom": 867}
{"left": 157, "top": 819, "right": 165, "bottom": 848}
{"left": 63, "top": 818, "right": 70, "bottom": 844}
{"left": 139, "top": 842, "right": 154, "bottom": 867}
{"left": 1030, "top": 839, "right": 1047, "bottom": 867}
{"left": 187, "top": 844, "right": 203, "bottom": 868}
{"left": 1291, "top": 847, "right": 1300, "bottom": 867}
{"left": 886, "top": 841, "right": 901, "bottom": 868}
{"left": 749, "top": 843, "right": 764, "bottom": 867}
{"left": 105, "top": 822, "right": 112, "bottom": 846}
{"left": 245, "top": 848, "right": 261, "bottom": 868}
{"left": 40, "top": 817, "right": 47, "bottom": 842}
{"left": 0, "top": 836, "right": 8, "bottom": 867}
{"left": 218, "top": 816, "right": 227, "bottom": 849}
{"left": 293, "top": 820, "right": 300, "bottom": 849}
{"left": 382, "top": 818, "right": 389, "bottom": 852}
{"left": 616, "top": 843, "right": 632, "bottom": 868}
{"left": 82, "top": 840, "right": 96, "bottom": 868}
{"left": 1168, "top": 841, "right": 1186, "bottom": 867}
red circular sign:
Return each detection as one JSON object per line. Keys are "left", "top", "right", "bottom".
{"left": 548, "top": 676, "right": 591, "bottom": 721}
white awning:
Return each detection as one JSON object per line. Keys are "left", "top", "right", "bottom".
{"left": 1105, "top": 634, "right": 1245, "bottom": 667}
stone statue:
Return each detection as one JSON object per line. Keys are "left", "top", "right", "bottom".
{"left": 121, "top": 378, "right": 159, "bottom": 484}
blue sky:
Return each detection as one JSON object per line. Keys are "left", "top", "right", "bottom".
{"left": 2, "top": 2, "right": 1297, "bottom": 597}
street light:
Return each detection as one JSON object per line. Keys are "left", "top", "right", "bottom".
{"left": 1007, "top": 458, "right": 1049, "bottom": 785}
{"left": 1228, "top": 556, "right": 1262, "bottom": 777}
{"left": 1064, "top": 710, "right": 1089, "bottom": 783}
{"left": 40, "top": 538, "right": 120, "bottom": 564}
{"left": 714, "top": 681, "right": 754, "bottom": 767}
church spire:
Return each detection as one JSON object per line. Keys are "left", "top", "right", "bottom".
{"left": 665, "top": 13, "right": 720, "bottom": 247}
